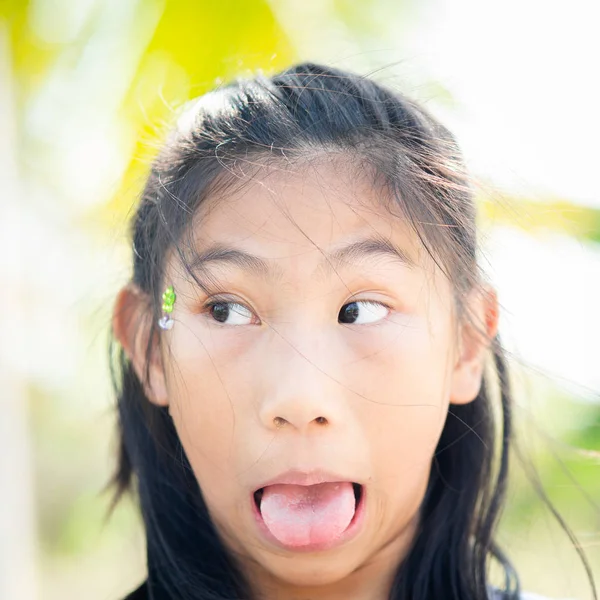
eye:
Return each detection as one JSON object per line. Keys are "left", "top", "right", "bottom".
{"left": 205, "top": 301, "right": 257, "bottom": 326}
{"left": 338, "top": 300, "right": 389, "bottom": 325}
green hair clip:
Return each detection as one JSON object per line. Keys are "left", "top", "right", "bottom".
{"left": 158, "top": 285, "right": 176, "bottom": 330}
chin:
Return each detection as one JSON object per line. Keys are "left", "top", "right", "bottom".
{"left": 253, "top": 547, "right": 363, "bottom": 588}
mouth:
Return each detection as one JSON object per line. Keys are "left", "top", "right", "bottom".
{"left": 253, "top": 481, "right": 362, "bottom": 510}
{"left": 252, "top": 481, "right": 365, "bottom": 551}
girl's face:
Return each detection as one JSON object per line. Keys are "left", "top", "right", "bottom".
{"left": 119, "top": 160, "right": 495, "bottom": 594}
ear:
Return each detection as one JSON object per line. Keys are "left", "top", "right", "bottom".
{"left": 449, "top": 284, "right": 499, "bottom": 405}
{"left": 112, "top": 283, "right": 169, "bottom": 406}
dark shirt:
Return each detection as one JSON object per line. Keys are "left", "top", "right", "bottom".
{"left": 124, "top": 582, "right": 148, "bottom": 599}
{"left": 123, "top": 580, "right": 559, "bottom": 599}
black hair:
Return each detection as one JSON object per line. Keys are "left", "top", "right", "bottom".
{"left": 109, "top": 62, "right": 597, "bottom": 600}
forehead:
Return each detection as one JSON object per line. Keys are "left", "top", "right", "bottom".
{"left": 188, "top": 159, "right": 426, "bottom": 269}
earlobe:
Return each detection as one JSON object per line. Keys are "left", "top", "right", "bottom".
{"left": 112, "top": 283, "right": 169, "bottom": 407}
{"left": 449, "top": 285, "right": 499, "bottom": 405}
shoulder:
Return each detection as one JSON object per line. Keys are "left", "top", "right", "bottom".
{"left": 520, "top": 594, "right": 578, "bottom": 600}
{"left": 123, "top": 582, "right": 148, "bottom": 600}
{"left": 489, "top": 586, "right": 577, "bottom": 600}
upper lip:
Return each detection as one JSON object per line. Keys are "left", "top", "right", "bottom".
{"left": 253, "top": 469, "right": 359, "bottom": 491}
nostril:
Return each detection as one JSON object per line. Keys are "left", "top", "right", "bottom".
{"left": 271, "top": 416, "right": 328, "bottom": 429}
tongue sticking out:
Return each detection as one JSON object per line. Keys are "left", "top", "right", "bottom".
{"left": 259, "top": 482, "right": 356, "bottom": 548}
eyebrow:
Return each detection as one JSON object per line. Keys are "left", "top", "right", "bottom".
{"left": 189, "top": 245, "right": 272, "bottom": 278}
{"left": 188, "top": 235, "right": 416, "bottom": 280}
{"left": 326, "top": 236, "right": 416, "bottom": 273}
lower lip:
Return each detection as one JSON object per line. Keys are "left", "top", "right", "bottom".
{"left": 251, "top": 485, "right": 367, "bottom": 553}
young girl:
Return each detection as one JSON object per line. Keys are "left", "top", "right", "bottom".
{"left": 110, "top": 62, "right": 593, "bottom": 600}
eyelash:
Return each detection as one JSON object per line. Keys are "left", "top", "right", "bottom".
{"left": 203, "top": 298, "right": 259, "bottom": 326}
{"left": 201, "top": 297, "right": 391, "bottom": 326}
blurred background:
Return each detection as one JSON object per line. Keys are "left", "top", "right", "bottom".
{"left": 1, "top": 1, "right": 598, "bottom": 599}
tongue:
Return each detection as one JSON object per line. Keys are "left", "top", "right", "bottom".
{"left": 259, "top": 482, "right": 356, "bottom": 547}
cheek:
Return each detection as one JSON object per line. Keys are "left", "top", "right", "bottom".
{"left": 164, "top": 326, "right": 257, "bottom": 505}
{"left": 360, "top": 405, "right": 445, "bottom": 485}
{"left": 344, "top": 314, "right": 452, "bottom": 489}
{"left": 343, "top": 312, "right": 454, "bottom": 409}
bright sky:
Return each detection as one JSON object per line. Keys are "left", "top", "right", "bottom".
{"left": 273, "top": 0, "right": 600, "bottom": 206}
{"left": 407, "top": 0, "right": 600, "bottom": 207}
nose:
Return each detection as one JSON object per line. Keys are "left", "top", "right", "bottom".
{"left": 258, "top": 336, "right": 345, "bottom": 434}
